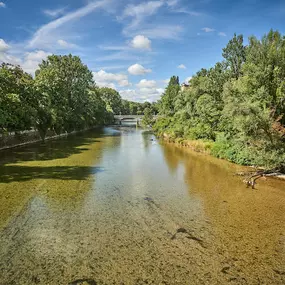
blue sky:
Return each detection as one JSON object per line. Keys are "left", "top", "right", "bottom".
{"left": 0, "top": 0, "right": 285, "bottom": 102}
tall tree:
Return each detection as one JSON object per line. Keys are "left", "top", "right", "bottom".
{"left": 0, "top": 63, "right": 35, "bottom": 133}
{"left": 222, "top": 34, "right": 246, "bottom": 79}
{"left": 35, "top": 55, "right": 94, "bottom": 133}
{"left": 159, "top": 76, "right": 180, "bottom": 116}
{"left": 99, "top": 87, "right": 122, "bottom": 114}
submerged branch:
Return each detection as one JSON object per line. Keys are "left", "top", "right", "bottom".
{"left": 237, "top": 167, "right": 284, "bottom": 189}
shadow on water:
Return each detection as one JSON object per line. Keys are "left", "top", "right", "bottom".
{"left": 0, "top": 165, "right": 105, "bottom": 184}
{"left": 0, "top": 128, "right": 118, "bottom": 166}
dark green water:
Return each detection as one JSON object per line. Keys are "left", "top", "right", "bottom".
{"left": 0, "top": 126, "right": 284, "bottom": 284}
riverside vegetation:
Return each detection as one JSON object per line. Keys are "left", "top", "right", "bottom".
{"left": 1, "top": 30, "right": 285, "bottom": 174}
{"left": 152, "top": 30, "right": 285, "bottom": 175}
{"left": 0, "top": 55, "right": 157, "bottom": 142}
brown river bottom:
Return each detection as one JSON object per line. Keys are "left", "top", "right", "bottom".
{"left": 0, "top": 127, "right": 284, "bottom": 285}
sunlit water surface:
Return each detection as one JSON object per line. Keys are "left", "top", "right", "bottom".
{"left": 0, "top": 126, "right": 284, "bottom": 284}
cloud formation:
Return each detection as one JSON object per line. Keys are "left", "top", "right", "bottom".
{"left": 57, "top": 39, "right": 77, "bottom": 48}
{"left": 126, "top": 25, "right": 183, "bottom": 40}
{"left": 43, "top": 7, "right": 66, "bottom": 18}
{"left": 122, "top": 1, "right": 164, "bottom": 30}
{"left": 136, "top": 79, "right": 157, "bottom": 88}
{"left": 128, "top": 64, "right": 152, "bottom": 75}
{"left": 93, "top": 69, "right": 130, "bottom": 88}
{"left": 29, "top": 0, "right": 108, "bottom": 48}
{"left": 177, "top": 64, "right": 186, "bottom": 69}
{"left": 0, "top": 39, "right": 9, "bottom": 52}
{"left": 202, "top": 27, "right": 215, "bottom": 32}
{"left": 0, "top": 48, "right": 50, "bottom": 74}
{"left": 0, "top": 2, "right": 5, "bottom": 8}
{"left": 218, "top": 32, "right": 227, "bottom": 37}
{"left": 119, "top": 87, "right": 163, "bottom": 102}
{"left": 131, "top": 35, "right": 151, "bottom": 50}
{"left": 185, "top": 76, "right": 192, "bottom": 83}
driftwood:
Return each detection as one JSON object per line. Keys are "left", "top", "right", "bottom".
{"left": 236, "top": 167, "right": 284, "bottom": 189}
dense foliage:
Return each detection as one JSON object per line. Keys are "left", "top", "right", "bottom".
{"left": 0, "top": 55, "right": 155, "bottom": 141}
{"left": 154, "top": 30, "right": 285, "bottom": 169}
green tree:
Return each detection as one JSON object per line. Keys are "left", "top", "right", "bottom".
{"left": 99, "top": 87, "right": 122, "bottom": 114}
{"left": 159, "top": 76, "right": 180, "bottom": 115}
{"left": 0, "top": 63, "right": 35, "bottom": 133}
{"left": 35, "top": 54, "right": 94, "bottom": 134}
{"left": 142, "top": 107, "right": 154, "bottom": 127}
{"left": 222, "top": 33, "right": 246, "bottom": 79}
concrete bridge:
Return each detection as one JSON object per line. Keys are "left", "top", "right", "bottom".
{"left": 114, "top": 115, "right": 157, "bottom": 125}
{"left": 114, "top": 115, "right": 143, "bottom": 125}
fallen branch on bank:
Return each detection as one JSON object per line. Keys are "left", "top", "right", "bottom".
{"left": 236, "top": 167, "right": 285, "bottom": 189}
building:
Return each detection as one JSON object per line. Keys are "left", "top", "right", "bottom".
{"left": 181, "top": 83, "right": 190, "bottom": 92}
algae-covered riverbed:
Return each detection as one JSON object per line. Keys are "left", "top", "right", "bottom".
{"left": 0, "top": 127, "right": 285, "bottom": 284}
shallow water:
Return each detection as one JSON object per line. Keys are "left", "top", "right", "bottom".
{"left": 0, "top": 126, "right": 284, "bottom": 284}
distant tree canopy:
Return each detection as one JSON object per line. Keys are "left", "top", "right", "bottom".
{"left": 0, "top": 55, "right": 156, "bottom": 140}
{"left": 154, "top": 30, "right": 285, "bottom": 169}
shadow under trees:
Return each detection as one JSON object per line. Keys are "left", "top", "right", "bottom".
{"left": 0, "top": 165, "right": 105, "bottom": 184}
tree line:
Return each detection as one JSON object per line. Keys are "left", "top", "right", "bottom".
{"left": 0, "top": 55, "right": 157, "bottom": 141}
{"left": 154, "top": 30, "right": 285, "bottom": 170}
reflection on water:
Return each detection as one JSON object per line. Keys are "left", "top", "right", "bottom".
{"left": 0, "top": 127, "right": 284, "bottom": 284}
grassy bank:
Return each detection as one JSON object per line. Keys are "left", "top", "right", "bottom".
{"left": 157, "top": 131, "right": 285, "bottom": 177}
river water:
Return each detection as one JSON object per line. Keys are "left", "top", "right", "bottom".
{"left": 0, "top": 126, "right": 284, "bottom": 285}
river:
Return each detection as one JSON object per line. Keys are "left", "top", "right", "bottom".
{"left": 0, "top": 126, "right": 284, "bottom": 285}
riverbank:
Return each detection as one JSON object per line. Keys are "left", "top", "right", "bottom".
{"left": 160, "top": 133, "right": 285, "bottom": 181}
{"left": 0, "top": 127, "right": 101, "bottom": 151}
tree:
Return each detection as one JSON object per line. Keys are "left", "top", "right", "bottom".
{"left": 222, "top": 33, "right": 246, "bottom": 79}
{"left": 0, "top": 63, "right": 35, "bottom": 133}
{"left": 153, "top": 30, "right": 285, "bottom": 171}
{"left": 142, "top": 107, "right": 154, "bottom": 127}
{"left": 159, "top": 76, "right": 180, "bottom": 115}
{"left": 35, "top": 54, "right": 94, "bottom": 134}
{"left": 99, "top": 87, "right": 122, "bottom": 114}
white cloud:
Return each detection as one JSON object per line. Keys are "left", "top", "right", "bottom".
{"left": 120, "top": 78, "right": 164, "bottom": 102}
{"left": 93, "top": 69, "right": 130, "bottom": 88}
{"left": 120, "top": 1, "right": 183, "bottom": 41}
{"left": 98, "top": 82, "right": 116, "bottom": 89}
{"left": 25, "top": 50, "right": 50, "bottom": 62}
{"left": 166, "top": 0, "right": 201, "bottom": 16}
{"left": 0, "top": 39, "right": 10, "bottom": 52}
{"left": 131, "top": 35, "right": 151, "bottom": 50}
{"left": 122, "top": 1, "right": 164, "bottom": 29}
{"left": 119, "top": 87, "right": 163, "bottom": 102}
{"left": 0, "top": 53, "right": 22, "bottom": 66}
{"left": 0, "top": 2, "right": 6, "bottom": 8}
{"left": 126, "top": 25, "right": 183, "bottom": 40}
{"left": 172, "top": 8, "right": 201, "bottom": 16}
{"left": 22, "top": 50, "right": 51, "bottom": 74}
{"left": 166, "top": 0, "right": 179, "bottom": 7}
{"left": 136, "top": 79, "right": 157, "bottom": 88}
{"left": 96, "top": 51, "right": 139, "bottom": 62}
{"left": 98, "top": 65, "right": 129, "bottom": 71}
{"left": 57, "top": 39, "right": 77, "bottom": 48}
{"left": 0, "top": 49, "right": 50, "bottom": 74}
{"left": 128, "top": 63, "right": 152, "bottom": 75}
{"left": 98, "top": 45, "right": 130, "bottom": 51}
{"left": 162, "top": 78, "right": 170, "bottom": 84}
{"left": 29, "top": 0, "right": 109, "bottom": 48}
{"left": 43, "top": 7, "right": 66, "bottom": 18}
{"left": 202, "top": 27, "right": 215, "bottom": 32}
{"left": 218, "top": 32, "right": 227, "bottom": 37}
{"left": 185, "top": 76, "right": 192, "bottom": 83}
{"left": 178, "top": 64, "right": 186, "bottom": 69}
